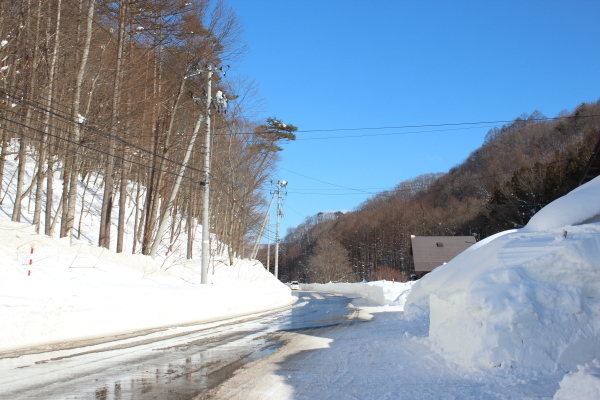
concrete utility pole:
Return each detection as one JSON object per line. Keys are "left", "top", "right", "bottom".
{"left": 175, "top": 64, "right": 227, "bottom": 284}
{"left": 274, "top": 180, "right": 287, "bottom": 280}
{"left": 200, "top": 67, "right": 214, "bottom": 284}
{"left": 250, "top": 192, "right": 276, "bottom": 260}
{"left": 266, "top": 217, "right": 271, "bottom": 272}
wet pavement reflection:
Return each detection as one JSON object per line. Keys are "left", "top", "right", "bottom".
{"left": 0, "top": 292, "right": 361, "bottom": 400}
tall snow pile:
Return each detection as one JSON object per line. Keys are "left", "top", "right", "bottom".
{"left": 405, "top": 176, "right": 600, "bottom": 371}
{"left": 301, "top": 280, "right": 415, "bottom": 307}
{"left": 554, "top": 359, "right": 600, "bottom": 400}
{"left": 0, "top": 220, "right": 293, "bottom": 352}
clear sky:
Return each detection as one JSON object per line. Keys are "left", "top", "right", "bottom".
{"left": 223, "top": 0, "right": 600, "bottom": 237}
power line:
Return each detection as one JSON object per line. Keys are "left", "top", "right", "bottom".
{"left": 278, "top": 146, "right": 583, "bottom": 199}
{"left": 16, "top": 69, "right": 595, "bottom": 143}
{"left": 0, "top": 86, "right": 208, "bottom": 177}
{"left": 0, "top": 115, "right": 209, "bottom": 191}
{"left": 293, "top": 124, "right": 498, "bottom": 141}
{"left": 99, "top": 113, "right": 600, "bottom": 140}
{"left": 0, "top": 2, "right": 281, "bottom": 252}
{"left": 285, "top": 114, "right": 600, "bottom": 134}
{"left": 2, "top": 89, "right": 570, "bottom": 235}
{"left": 1, "top": 110, "right": 280, "bottom": 241}
{"left": 1, "top": 87, "right": 281, "bottom": 241}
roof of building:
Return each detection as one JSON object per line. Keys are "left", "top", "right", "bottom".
{"left": 410, "top": 235, "right": 477, "bottom": 272}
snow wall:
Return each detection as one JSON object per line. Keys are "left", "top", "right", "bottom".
{"left": 301, "top": 281, "right": 414, "bottom": 307}
{"left": 0, "top": 220, "right": 294, "bottom": 352}
{"left": 405, "top": 176, "right": 600, "bottom": 372}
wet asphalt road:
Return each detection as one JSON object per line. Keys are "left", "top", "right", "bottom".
{"left": 0, "top": 292, "right": 360, "bottom": 400}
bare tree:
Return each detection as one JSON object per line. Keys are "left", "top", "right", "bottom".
{"left": 307, "top": 233, "right": 355, "bottom": 283}
{"left": 62, "top": 0, "right": 96, "bottom": 240}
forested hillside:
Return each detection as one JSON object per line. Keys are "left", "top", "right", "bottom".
{"left": 279, "top": 102, "right": 600, "bottom": 283}
{"left": 0, "top": 0, "right": 293, "bottom": 260}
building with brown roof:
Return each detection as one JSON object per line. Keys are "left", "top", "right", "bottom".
{"left": 410, "top": 235, "right": 477, "bottom": 278}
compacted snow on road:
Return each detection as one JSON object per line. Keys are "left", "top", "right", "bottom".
{"left": 206, "top": 295, "right": 560, "bottom": 400}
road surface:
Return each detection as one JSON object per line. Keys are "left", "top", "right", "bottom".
{"left": 0, "top": 292, "right": 360, "bottom": 400}
{"left": 203, "top": 295, "right": 561, "bottom": 400}
{"left": 1, "top": 292, "right": 560, "bottom": 399}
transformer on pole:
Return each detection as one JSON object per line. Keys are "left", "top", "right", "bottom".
{"left": 184, "top": 63, "right": 228, "bottom": 284}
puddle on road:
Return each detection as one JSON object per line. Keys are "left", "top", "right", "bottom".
{"left": 86, "top": 334, "right": 284, "bottom": 400}
{"left": 5, "top": 292, "right": 365, "bottom": 400}
{"left": 83, "top": 295, "right": 362, "bottom": 399}
{"left": 281, "top": 319, "right": 366, "bottom": 332}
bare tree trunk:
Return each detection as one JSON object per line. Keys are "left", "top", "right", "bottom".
{"left": 12, "top": 137, "right": 27, "bottom": 222}
{"left": 141, "top": 140, "right": 160, "bottom": 254}
{"left": 33, "top": 0, "right": 62, "bottom": 233}
{"left": 186, "top": 194, "right": 195, "bottom": 259}
{"left": 0, "top": 131, "right": 7, "bottom": 203}
{"left": 99, "top": 0, "right": 127, "bottom": 248}
{"left": 77, "top": 172, "right": 92, "bottom": 239}
{"left": 132, "top": 180, "right": 142, "bottom": 254}
{"left": 170, "top": 199, "right": 177, "bottom": 249}
{"left": 63, "top": 0, "right": 95, "bottom": 241}
{"left": 59, "top": 167, "right": 70, "bottom": 236}
{"left": 117, "top": 166, "right": 127, "bottom": 252}
{"left": 44, "top": 160, "right": 53, "bottom": 235}
{"left": 141, "top": 72, "right": 186, "bottom": 255}
{"left": 12, "top": 0, "right": 40, "bottom": 222}
{"left": 48, "top": 194, "right": 63, "bottom": 237}
{"left": 150, "top": 112, "right": 204, "bottom": 258}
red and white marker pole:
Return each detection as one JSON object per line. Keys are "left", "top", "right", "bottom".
{"left": 27, "top": 243, "right": 35, "bottom": 276}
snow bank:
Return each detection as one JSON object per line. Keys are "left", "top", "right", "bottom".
{"left": 302, "top": 280, "right": 415, "bottom": 308}
{"left": 525, "top": 175, "right": 600, "bottom": 231}
{"left": 554, "top": 359, "right": 600, "bottom": 400}
{"left": 0, "top": 153, "right": 294, "bottom": 352}
{"left": 405, "top": 176, "right": 600, "bottom": 372}
{"left": 0, "top": 220, "right": 294, "bottom": 352}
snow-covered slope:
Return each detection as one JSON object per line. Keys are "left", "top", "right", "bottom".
{"left": 405, "top": 176, "right": 600, "bottom": 372}
{"left": 0, "top": 219, "right": 293, "bottom": 351}
{"left": 0, "top": 153, "right": 294, "bottom": 352}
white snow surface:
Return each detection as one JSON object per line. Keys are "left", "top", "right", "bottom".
{"left": 0, "top": 155, "right": 294, "bottom": 352}
{"left": 525, "top": 175, "right": 600, "bottom": 231}
{"left": 300, "top": 280, "right": 415, "bottom": 307}
{"left": 405, "top": 176, "right": 600, "bottom": 374}
{"left": 554, "top": 359, "right": 600, "bottom": 400}
{"left": 0, "top": 220, "right": 293, "bottom": 351}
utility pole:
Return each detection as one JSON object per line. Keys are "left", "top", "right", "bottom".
{"left": 199, "top": 65, "right": 228, "bottom": 284}
{"left": 266, "top": 217, "right": 271, "bottom": 272}
{"left": 273, "top": 180, "right": 287, "bottom": 280}
{"left": 250, "top": 192, "right": 276, "bottom": 260}
{"left": 200, "top": 67, "right": 214, "bottom": 285}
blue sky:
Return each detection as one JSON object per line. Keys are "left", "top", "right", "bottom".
{"left": 224, "top": 0, "right": 600, "bottom": 236}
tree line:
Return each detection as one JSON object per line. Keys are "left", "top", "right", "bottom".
{"left": 0, "top": 0, "right": 295, "bottom": 261}
{"left": 277, "top": 101, "right": 600, "bottom": 283}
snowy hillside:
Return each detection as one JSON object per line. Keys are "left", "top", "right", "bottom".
{"left": 0, "top": 155, "right": 294, "bottom": 352}
{"left": 405, "top": 176, "right": 600, "bottom": 375}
